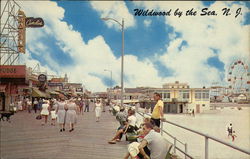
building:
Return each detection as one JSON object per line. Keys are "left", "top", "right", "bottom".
{"left": 0, "top": 65, "right": 28, "bottom": 111}
{"left": 144, "top": 81, "right": 211, "bottom": 114}
{"left": 93, "top": 92, "right": 108, "bottom": 99}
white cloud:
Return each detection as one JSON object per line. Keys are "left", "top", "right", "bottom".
{"left": 18, "top": 1, "right": 164, "bottom": 92}
{"left": 90, "top": 1, "right": 136, "bottom": 29}
{"left": 16, "top": 1, "right": 249, "bottom": 92}
{"left": 134, "top": 1, "right": 250, "bottom": 88}
{"left": 144, "top": 19, "right": 152, "bottom": 27}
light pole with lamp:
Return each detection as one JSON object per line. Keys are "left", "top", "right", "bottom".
{"left": 101, "top": 17, "right": 124, "bottom": 107}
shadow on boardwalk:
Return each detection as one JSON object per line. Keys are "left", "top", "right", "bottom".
{"left": 0, "top": 109, "right": 127, "bottom": 159}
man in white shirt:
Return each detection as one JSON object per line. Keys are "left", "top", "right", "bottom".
{"left": 138, "top": 122, "right": 170, "bottom": 159}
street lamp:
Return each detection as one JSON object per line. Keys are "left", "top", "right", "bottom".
{"left": 101, "top": 17, "right": 124, "bottom": 107}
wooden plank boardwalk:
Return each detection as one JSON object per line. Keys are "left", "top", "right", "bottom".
{"left": 0, "top": 107, "right": 128, "bottom": 159}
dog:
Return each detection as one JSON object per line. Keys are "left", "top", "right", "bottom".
{"left": 0, "top": 111, "right": 14, "bottom": 122}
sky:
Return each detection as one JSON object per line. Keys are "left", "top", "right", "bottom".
{"left": 2, "top": 1, "right": 249, "bottom": 92}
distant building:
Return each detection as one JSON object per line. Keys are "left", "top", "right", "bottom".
{"left": 107, "top": 82, "right": 211, "bottom": 113}
{"left": 144, "top": 81, "right": 211, "bottom": 114}
{"left": 209, "top": 85, "right": 230, "bottom": 102}
{"left": 93, "top": 92, "right": 108, "bottom": 99}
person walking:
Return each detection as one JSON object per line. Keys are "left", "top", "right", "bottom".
{"left": 232, "top": 131, "right": 237, "bottom": 142}
{"left": 56, "top": 98, "right": 66, "bottom": 132}
{"left": 84, "top": 98, "right": 90, "bottom": 112}
{"left": 17, "top": 99, "right": 23, "bottom": 111}
{"left": 79, "top": 98, "right": 84, "bottom": 115}
{"left": 192, "top": 109, "right": 195, "bottom": 117}
{"left": 94, "top": 99, "right": 102, "bottom": 122}
{"left": 227, "top": 123, "right": 233, "bottom": 138}
{"left": 50, "top": 107, "right": 57, "bottom": 126}
{"left": 27, "top": 99, "right": 32, "bottom": 113}
{"left": 38, "top": 98, "right": 43, "bottom": 111}
{"left": 40, "top": 100, "right": 50, "bottom": 125}
{"left": 65, "top": 99, "right": 77, "bottom": 132}
{"left": 151, "top": 92, "right": 165, "bottom": 127}
{"left": 33, "top": 98, "right": 38, "bottom": 113}
{"left": 102, "top": 98, "right": 106, "bottom": 112}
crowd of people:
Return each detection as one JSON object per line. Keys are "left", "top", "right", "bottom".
{"left": 12, "top": 96, "right": 107, "bottom": 132}
{"left": 108, "top": 92, "right": 170, "bottom": 159}
{"left": 11, "top": 92, "right": 172, "bottom": 158}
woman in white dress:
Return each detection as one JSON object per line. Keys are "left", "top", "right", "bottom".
{"left": 17, "top": 100, "right": 23, "bottom": 111}
{"left": 94, "top": 100, "right": 102, "bottom": 122}
{"left": 65, "top": 99, "right": 77, "bottom": 132}
{"left": 40, "top": 100, "right": 50, "bottom": 125}
{"left": 56, "top": 98, "right": 66, "bottom": 132}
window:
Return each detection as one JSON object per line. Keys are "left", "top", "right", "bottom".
{"left": 179, "top": 90, "right": 190, "bottom": 99}
{"left": 195, "top": 90, "right": 209, "bottom": 100}
{"left": 162, "top": 91, "right": 170, "bottom": 99}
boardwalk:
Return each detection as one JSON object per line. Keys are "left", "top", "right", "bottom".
{"left": 0, "top": 108, "right": 128, "bottom": 159}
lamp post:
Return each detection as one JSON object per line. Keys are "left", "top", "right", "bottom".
{"left": 101, "top": 17, "right": 124, "bottom": 107}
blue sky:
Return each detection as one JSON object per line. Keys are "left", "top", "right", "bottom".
{"left": 16, "top": 1, "right": 250, "bottom": 91}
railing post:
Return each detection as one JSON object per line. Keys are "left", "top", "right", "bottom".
{"left": 160, "top": 121, "right": 163, "bottom": 136}
{"left": 174, "top": 137, "right": 176, "bottom": 154}
{"left": 205, "top": 136, "right": 209, "bottom": 159}
{"left": 185, "top": 143, "right": 188, "bottom": 159}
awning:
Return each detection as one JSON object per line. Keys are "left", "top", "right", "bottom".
{"left": 32, "top": 88, "right": 47, "bottom": 98}
{"left": 49, "top": 91, "right": 60, "bottom": 95}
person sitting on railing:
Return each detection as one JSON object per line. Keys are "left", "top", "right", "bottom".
{"left": 151, "top": 93, "right": 165, "bottom": 128}
{"left": 137, "top": 118, "right": 158, "bottom": 136}
{"left": 124, "top": 121, "right": 163, "bottom": 159}
{"left": 108, "top": 109, "right": 137, "bottom": 144}
{"left": 138, "top": 122, "right": 170, "bottom": 159}
{"left": 115, "top": 107, "right": 127, "bottom": 141}
{"left": 124, "top": 120, "right": 151, "bottom": 159}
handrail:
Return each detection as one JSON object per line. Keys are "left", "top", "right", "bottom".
{"left": 137, "top": 111, "right": 193, "bottom": 158}
{"left": 138, "top": 112, "right": 185, "bottom": 145}
{"left": 136, "top": 111, "right": 250, "bottom": 159}
{"left": 161, "top": 129, "right": 186, "bottom": 145}
{"left": 175, "top": 146, "right": 193, "bottom": 159}
{"left": 164, "top": 119, "right": 250, "bottom": 155}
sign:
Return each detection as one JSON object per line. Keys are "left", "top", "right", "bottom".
{"left": 76, "top": 88, "right": 83, "bottom": 92}
{"left": 25, "top": 17, "right": 44, "bottom": 28}
{"left": 48, "top": 82, "right": 63, "bottom": 87}
{"left": 38, "top": 74, "right": 47, "bottom": 82}
{"left": 50, "top": 78, "right": 65, "bottom": 83}
{"left": 18, "top": 10, "right": 26, "bottom": 53}
{"left": 0, "top": 65, "right": 26, "bottom": 78}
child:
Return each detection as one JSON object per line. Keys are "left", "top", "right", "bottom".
{"left": 50, "top": 108, "right": 57, "bottom": 126}
{"left": 232, "top": 131, "right": 237, "bottom": 142}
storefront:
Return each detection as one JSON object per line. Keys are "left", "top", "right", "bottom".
{"left": 0, "top": 65, "right": 27, "bottom": 111}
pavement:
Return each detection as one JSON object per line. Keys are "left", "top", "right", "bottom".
{"left": 0, "top": 107, "right": 128, "bottom": 159}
